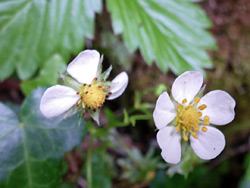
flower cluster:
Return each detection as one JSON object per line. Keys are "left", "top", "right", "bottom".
{"left": 40, "top": 50, "right": 128, "bottom": 124}
{"left": 40, "top": 50, "right": 236, "bottom": 165}
{"left": 153, "top": 71, "right": 236, "bottom": 164}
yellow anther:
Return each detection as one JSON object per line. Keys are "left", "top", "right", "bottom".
{"left": 183, "top": 135, "right": 189, "bottom": 141}
{"left": 194, "top": 97, "right": 200, "bottom": 103}
{"left": 182, "top": 99, "right": 187, "bottom": 104}
{"left": 176, "top": 125, "right": 180, "bottom": 132}
{"left": 191, "top": 132, "right": 198, "bottom": 139}
{"left": 176, "top": 98, "right": 209, "bottom": 141}
{"left": 185, "top": 105, "right": 193, "bottom": 110}
{"left": 202, "top": 126, "right": 208, "bottom": 132}
{"left": 78, "top": 79, "right": 109, "bottom": 110}
{"left": 197, "top": 112, "right": 202, "bottom": 117}
{"left": 204, "top": 121, "right": 209, "bottom": 126}
{"left": 194, "top": 126, "right": 200, "bottom": 132}
{"left": 177, "top": 104, "right": 182, "bottom": 110}
{"left": 204, "top": 115, "right": 210, "bottom": 121}
{"left": 198, "top": 104, "right": 207, "bottom": 110}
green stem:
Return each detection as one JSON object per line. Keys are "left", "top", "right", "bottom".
{"left": 87, "top": 135, "right": 93, "bottom": 188}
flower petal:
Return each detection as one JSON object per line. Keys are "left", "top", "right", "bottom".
{"left": 199, "top": 90, "right": 236, "bottom": 125}
{"left": 171, "top": 71, "right": 203, "bottom": 104}
{"left": 153, "top": 92, "right": 176, "bottom": 129}
{"left": 190, "top": 126, "right": 225, "bottom": 160}
{"left": 157, "top": 126, "right": 181, "bottom": 164}
{"left": 40, "top": 85, "right": 79, "bottom": 118}
{"left": 67, "top": 50, "right": 100, "bottom": 84}
{"left": 106, "top": 72, "right": 128, "bottom": 100}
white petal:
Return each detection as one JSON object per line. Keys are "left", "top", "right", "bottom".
{"left": 190, "top": 126, "right": 225, "bottom": 160}
{"left": 67, "top": 50, "right": 100, "bottom": 84}
{"left": 106, "top": 72, "right": 128, "bottom": 100}
{"left": 199, "top": 90, "right": 236, "bottom": 125}
{"left": 153, "top": 92, "right": 176, "bottom": 130}
{"left": 157, "top": 126, "right": 181, "bottom": 164}
{"left": 171, "top": 71, "right": 203, "bottom": 104}
{"left": 40, "top": 85, "right": 79, "bottom": 118}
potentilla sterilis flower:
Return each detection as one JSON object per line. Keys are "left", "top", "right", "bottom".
{"left": 153, "top": 71, "right": 235, "bottom": 164}
{"left": 40, "top": 49, "right": 128, "bottom": 123}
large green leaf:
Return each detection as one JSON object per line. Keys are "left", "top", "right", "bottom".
{"left": 0, "top": 87, "right": 86, "bottom": 188}
{"left": 0, "top": 0, "right": 102, "bottom": 80}
{"left": 107, "top": 0, "right": 216, "bottom": 74}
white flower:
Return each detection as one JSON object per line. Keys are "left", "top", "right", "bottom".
{"left": 153, "top": 71, "right": 235, "bottom": 164}
{"left": 40, "top": 49, "right": 129, "bottom": 123}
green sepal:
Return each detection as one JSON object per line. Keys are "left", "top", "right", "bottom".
{"left": 89, "top": 109, "right": 101, "bottom": 126}
{"left": 60, "top": 74, "right": 82, "bottom": 91}
{"left": 99, "top": 65, "right": 113, "bottom": 82}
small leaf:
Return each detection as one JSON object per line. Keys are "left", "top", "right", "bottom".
{"left": 0, "top": 87, "right": 86, "bottom": 187}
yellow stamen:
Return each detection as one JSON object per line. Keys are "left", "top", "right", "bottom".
{"left": 177, "top": 104, "right": 182, "bottom": 110}
{"left": 175, "top": 98, "right": 210, "bottom": 142}
{"left": 183, "top": 135, "right": 189, "bottom": 141}
{"left": 202, "top": 127, "right": 208, "bottom": 132}
{"left": 176, "top": 125, "right": 180, "bottom": 132}
{"left": 204, "top": 121, "right": 209, "bottom": 126}
{"left": 182, "top": 99, "right": 187, "bottom": 104}
{"left": 78, "top": 78, "right": 110, "bottom": 110}
{"left": 197, "top": 112, "right": 202, "bottom": 117}
{"left": 204, "top": 115, "right": 210, "bottom": 121}
{"left": 198, "top": 104, "right": 207, "bottom": 110}
{"left": 194, "top": 97, "right": 200, "bottom": 103}
{"left": 194, "top": 126, "right": 200, "bottom": 132}
{"left": 185, "top": 105, "right": 193, "bottom": 110}
{"left": 191, "top": 131, "right": 198, "bottom": 139}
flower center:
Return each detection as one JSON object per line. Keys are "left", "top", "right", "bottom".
{"left": 175, "top": 97, "right": 210, "bottom": 141}
{"left": 76, "top": 78, "right": 111, "bottom": 113}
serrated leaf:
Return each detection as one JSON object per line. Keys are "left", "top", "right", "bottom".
{"left": 21, "top": 54, "right": 66, "bottom": 96}
{"left": 0, "top": 0, "right": 102, "bottom": 80}
{"left": 107, "top": 0, "right": 216, "bottom": 75}
{"left": 0, "top": 87, "right": 86, "bottom": 188}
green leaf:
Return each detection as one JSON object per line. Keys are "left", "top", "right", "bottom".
{"left": 107, "top": 0, "right": 216, "bottom": 75}
{"left": 21, "top": 54, "right": 66, "bottom": 96}
{"left": 0, "top": 0, "right": 102, "bottom": 80}
{"left": 0, "top": 87, "right": 86, "bottom": 188}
